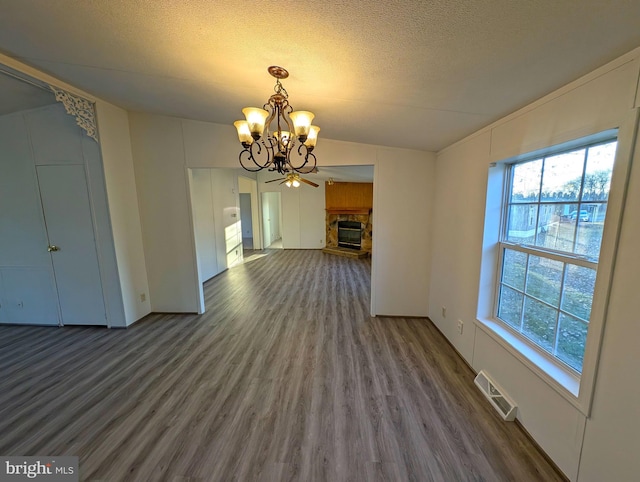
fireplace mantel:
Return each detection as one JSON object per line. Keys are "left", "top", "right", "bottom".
{"left": 326, "top": 207, "right": 371, "bottom": 215}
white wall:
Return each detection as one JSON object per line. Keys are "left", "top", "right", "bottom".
{"left": 189, "top": 168, "right": 219, "bottom": 283}
{"left": 210, "top": 168, "right": 241, "bottom": 271}
{"left": 372, "top": 148, "right": 436, "bottom": 316}
{"left": 0, "top": 53, "right": 150, "bottom": 328}
{"left": 0, "top": 110, "right": 59, "bottom": 325}
{"left": 129, "top": 114, "right": 199, "bottom": 313}
{"left": 578, "top": 108, "right": 640, "bottom": 482}
{"left": 129, "top": 114, "right": 247, "bottom": 313}
{"left": 0, "top": 103, "right": 127, "bottom": 327}
{"left": 96, "top": 101, "right": 150, "bottom": 325}
{"left": 429, "top": 132, "right": 491, "bottom": 360}
{"left": 257, "top": 170, "right": 325, "bottom": 249}
{"left": 127, "top": 113, "right": 435, "bottom": 317}
{"left": 189, "top": 167, "right": 241, "bottom": 288}
{"left": 429, "top": 48, "right": 640, "bottom": 480}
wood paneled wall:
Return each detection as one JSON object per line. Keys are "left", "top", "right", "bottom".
{"left": 325, "top": 182, "right": 373, "bottom": 210}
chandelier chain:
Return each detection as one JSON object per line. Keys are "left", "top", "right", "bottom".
{"left": 273, "top": 78, "right": 288, "bottom": 98}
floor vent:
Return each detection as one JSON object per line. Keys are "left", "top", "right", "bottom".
{"left": 474, "top": 370, "right": 517, "bottom": 421}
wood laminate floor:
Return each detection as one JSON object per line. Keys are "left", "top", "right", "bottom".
{"left": 0, "top": 249, "right": 564, "bottom": 481}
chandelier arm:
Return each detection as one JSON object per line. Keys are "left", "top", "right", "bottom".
{"left": 303, "top": 151, "right": 317, "bottom": 172}
{"left": 263, "top": 104, "right": 277, "bottom": 138}
{"left": 264, "top": 136, "right": 279, "bottom": 163}
{"left": 239, "top": 141, "right": 274, "bottom": 171}
{"left": 238, "top": 148, "right": 263, "bottom": 172}
{"left": 281, "top": 101, "right": 296, "bottom": 162}
{"left": 285, "top": 144, "right": 316, "bottom": 173}
{"left": 283, "top": 103, "right": 295, "bottom": 136}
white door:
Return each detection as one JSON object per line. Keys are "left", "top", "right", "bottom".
{"left": 262, "top": 192, "right": 272, "bottom": 248}
{"left": 37, "top": 165, "right": 107, "bottom": 326}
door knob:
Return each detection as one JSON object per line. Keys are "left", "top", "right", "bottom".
{"left": 47, "top": 245, "right": 60, "bottom": 252}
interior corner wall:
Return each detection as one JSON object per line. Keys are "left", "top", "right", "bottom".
{"left": 96, "top": 101, "right": 150, "bottom": 325}
{"left": 428, "top": 131, "right": 491, "bottom": 362}
{"left": 128, "top": 113, "right": 200, "bottom": 313}
{"left": 429, "top": 50, "right": 640, "bottom": 481}
{"left": 129, "top": 114, "right": 250, "bottom": 313}
{"left": 372, "top": 148, "right": 436, "bottom": 317}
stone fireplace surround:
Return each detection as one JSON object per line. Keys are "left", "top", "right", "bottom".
{"left": 326, "top": 211, "right": 372, "bottom": 253}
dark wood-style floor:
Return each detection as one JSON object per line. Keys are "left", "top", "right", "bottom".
{"left": 0, "top": 249, "right": 563, "bottom": 481}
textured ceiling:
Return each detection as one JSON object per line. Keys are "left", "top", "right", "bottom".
{"left": 0, "top": 1, "right": 639, "bottom": 151}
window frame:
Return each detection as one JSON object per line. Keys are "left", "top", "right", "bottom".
{"left": 474, "top": 117, "right": 636, "bottom": 416}
{"left": 494, "top": 138, "right": 616, "bottom": 375}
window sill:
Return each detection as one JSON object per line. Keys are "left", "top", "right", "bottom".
{"left": 474, "top": 317, "right": 585, "bottom": 414}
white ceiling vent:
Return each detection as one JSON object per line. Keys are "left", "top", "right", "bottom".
{"left": 474, "top": 370, "right": 517, "bottom": 421}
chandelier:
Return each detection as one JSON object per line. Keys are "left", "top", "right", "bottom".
{"left": 234, "top": 66, "right": 320, "bottom": 175}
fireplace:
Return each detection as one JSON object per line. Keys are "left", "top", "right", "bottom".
{"left": 337, "top": 221, "right": 362, "bottom": 250}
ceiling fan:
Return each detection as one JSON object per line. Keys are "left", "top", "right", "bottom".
{"left": 265, "top": 172, "right": 319, "bottom": 188}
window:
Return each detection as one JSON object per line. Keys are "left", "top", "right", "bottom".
{"left": 496, "top": 139, "right": 617, "bottom": 373}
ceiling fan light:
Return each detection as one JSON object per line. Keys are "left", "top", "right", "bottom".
{"left": 292, "top": 179, "right": 300, "bottom": 188}
{"left": 242, "top": 107, "right": 269, "bottom": 139}
{"left": 233, "top": 120, "right": 253, "bottom": 145}
{"left": 304, "top": 125, "right": 320, "bottom": 149}
{"left": 289, "top": 110, "right": 315, "bottom": 140}
{"left": 285, "top": 180, "right": 293, "bottom": 187}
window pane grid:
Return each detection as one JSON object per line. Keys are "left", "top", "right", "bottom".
{"left": 498, "top": 247, "right": 596, "bottom": 372}
{"left": 501, "top": 242, "right": 597, "bottom": 269}
{"left": 496, "top": 137, "right": 615, "bottom": 373}
{"left": 497, "top": 285, "right": 590, "bottom": 371}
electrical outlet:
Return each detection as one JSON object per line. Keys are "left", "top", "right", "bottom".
{"left": 140, "top": 293, "right": 146, "bottom": 303}
{"left": 457, "top": 319, "right": 464, "bottom": 335}
{"left": 442, "top": 306, "right": 447, "bottom": 318}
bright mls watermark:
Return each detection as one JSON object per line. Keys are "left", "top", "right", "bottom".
{"left": 0, "top": 457, "right": 77, "bottom": 481}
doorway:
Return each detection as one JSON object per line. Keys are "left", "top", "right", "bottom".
{"left": 238, "top": 176, "right": 261, "bottom": 251}
{"left": 239, "top": 193, "right": 253, "bottom": 249}
{"left": 261, "top": 191, "right": 282, "bottom": 249}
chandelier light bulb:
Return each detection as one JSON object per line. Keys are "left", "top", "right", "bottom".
{"left": 233, "top": 120, "right": 253, "bottom": 145}
{"left": 289, "top": 111, "right": 315, "bottom": 140}
{"left": 242, "top": 107, "right": 269, "bottom": 139}
{"left": 304, "top": 125, "right": 320, "bottom": 149}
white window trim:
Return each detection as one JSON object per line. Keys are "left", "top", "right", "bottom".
{"left": 496, "top": 133, "right": 611, "bottom": 374}
{"left": 475, "top": 317, "right": 581, "bottom": 397}
{"left": 476, "top": 112, "right": 637, "bottom": 416}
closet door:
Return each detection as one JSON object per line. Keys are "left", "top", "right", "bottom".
{"left": 0, "top": 112, "right": 59, "bottom": 326}
{"left": 37, "top": 164, "right": 107, "bottom": 326}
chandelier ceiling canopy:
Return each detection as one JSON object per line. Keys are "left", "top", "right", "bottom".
{"left": 234, "top": 66, "right": 319, "bottom": 176}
